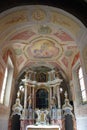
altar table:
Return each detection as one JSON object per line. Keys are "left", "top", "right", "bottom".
{"left": 26, "top": 125, "right": 60, "bottom": 130}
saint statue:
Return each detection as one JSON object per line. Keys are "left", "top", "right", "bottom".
{"left": 50, "top": 97, "right": 57, "bottom": 121}
{"left": 62, "top": 91, "right": 73, "bottom": 116}
{"left": 11, "top": 91, "right": 23, "bottom": 117}
{"left": 27, "top": 95, "right": 32, "bottom": 109}
{"left": 27, "top": 95, "right": 33, "bottom": 119}
{"left": 11, "top": 98, "right": 23, "bottom": 116}
{"left": 51, "top": 97, "right": 56, "bottom": 109}
{"left": 11, "top": 92, "right": 23, "bottom": 130}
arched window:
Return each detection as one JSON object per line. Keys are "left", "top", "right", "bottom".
{"left": 0, "top": 56, "right": 14, "bottom": 106}
{"left": 78, "top": 67, "right": 87, "bottom": 103}
{"left": 0, "top": 67, "right": 8, "bottom": 104}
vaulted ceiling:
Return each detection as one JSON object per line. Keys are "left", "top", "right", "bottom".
{"left": 0, "top": 5, "right": 86, "bottom": 80}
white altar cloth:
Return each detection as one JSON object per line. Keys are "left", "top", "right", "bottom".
{"left": 26, "top": 125, "right": 60, "bottom": 130}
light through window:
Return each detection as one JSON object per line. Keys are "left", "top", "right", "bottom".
{"left": 78, "top": 67, "right": 87, "bottom": 103}
{"left": 0, "top": 56, "right": 14, "bottom": 106}
{"left": 0, "top": 67, "right": 8, "bottom": 104}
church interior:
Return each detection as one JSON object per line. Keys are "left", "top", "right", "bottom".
{"left": 0, "top": 0, "right": 87, "bottom": 130}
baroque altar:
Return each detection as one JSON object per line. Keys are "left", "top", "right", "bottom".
{"left": 10, "top": 69, "right": 76, "bottom": 130}
{"left": 19, "top": 70, "right": 63, "bottom": 130}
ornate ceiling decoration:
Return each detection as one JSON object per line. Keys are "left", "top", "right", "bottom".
{"left": 0, "top": 5, "right": 84, "bottom": 79}
{"left": 24, "top": 37, "right": 63, "bottom": 60}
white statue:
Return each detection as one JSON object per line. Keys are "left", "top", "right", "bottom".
{"left": 27, "top": 95, "right": 32, "bottom": 109}
{"left": 62, "top": 91, "right": 73, "bottom": 117}
{"left": 11, "top": 97, "right": 23, "bottom": 117}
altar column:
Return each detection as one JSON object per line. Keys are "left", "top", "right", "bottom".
{"left": 57, "top": 85, "right": 61, "bottom": 109}
{"left": 53, "top": 85, "right": 55, "bottom": 97}
{"left": 34, "top": 72, "right": 36, "bottom": 81}
{"left": 32, "top": 85, "right": 35, "bottom": 109}
{"left": 30, "top": 85, "right": 32, "bottom": 96}
{"left": 24, "top": 72, "right": 28, "bottom": 118}
{"left": 50, "top": 86, "right": 52, "bottom": 108}
{"left": 48, "top": 72, "right": 51, "bottom": 81}
{"left": 52, "top": 70, "right": 55, "bottom": 80}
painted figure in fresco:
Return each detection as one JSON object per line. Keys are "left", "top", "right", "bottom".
{"left": 33, "top": 40, "right": 59, "bottom": 58}
{"left": 34, "top": 42, "right": 52, "bottom": 58}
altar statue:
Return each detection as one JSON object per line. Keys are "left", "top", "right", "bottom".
{"left": 51, "top": 97, "right": 56, "bottom": 109}
{"left": 11, "top": 93, "right": 23, "bottom": 130}
{"left": 62, "top": 91, "right": 74, "bottom": 130}
{"left": 27, "top": 95, "right": 33, "bottom": 119}
{"left": 62, "top": 91, "right": 73, "bottom": 116}
{"left": 11, "top": 98, "right": 23, "bottom": 116}
{"left": 27, "top": 95, "right": 32, "bottom": 109}
{"left": 50, "top": 97, "right": 57, "bottom": 121}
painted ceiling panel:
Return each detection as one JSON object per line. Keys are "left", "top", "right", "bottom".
{"left": 10, "top": 30, "right": 36, "bottom": 41}
{"left": 54, "top": 30, "right": 74, "bottom": 42}
{"left": 50, "top": 10, "right": 81, "bottom": 35}
{"left": 24, "top": 38, "right": 62, "bottom": 59}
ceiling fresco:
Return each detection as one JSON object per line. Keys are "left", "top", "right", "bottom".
{"left": 24, "top": 38, "right": 62, "bottom": 59}
{"left": 0, "top": 6, "right": 82, "bottom": 41}
{"left": 0, "top": 5, "right": 83, "bottom": 79}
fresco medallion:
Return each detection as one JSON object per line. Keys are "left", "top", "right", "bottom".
{"left": 24, "top": 38, "right": 62, "bottom": 60}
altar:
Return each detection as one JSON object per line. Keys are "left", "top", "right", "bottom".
{"left": 26, "top": 125, "right": 60, "bottom": 130}
{"left": 10, "top": 71, "right": 76, "bottom": 130}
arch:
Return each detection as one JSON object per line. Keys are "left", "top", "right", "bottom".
{"left": 2, "top": 47, "right": 17, "bottom": 76}
{"left": 0, "top": 5, "right": 86, "bottom": 47}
